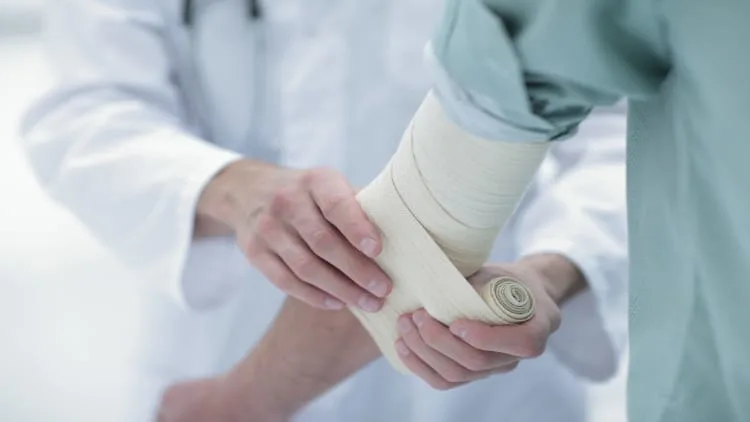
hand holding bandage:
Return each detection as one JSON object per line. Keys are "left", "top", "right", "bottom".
{"left": 395, "top": 261, "right": 566, "bottom": 389}
{"left": 351, "top": 91, "right": 552, "bottom": 376}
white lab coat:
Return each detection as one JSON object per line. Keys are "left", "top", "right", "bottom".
{"left": 20, "top": 1, "right": 628, "bottom": 421}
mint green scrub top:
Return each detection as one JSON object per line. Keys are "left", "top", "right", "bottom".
{"left": 428, "top": 1, "right": 750, "bottom": 421}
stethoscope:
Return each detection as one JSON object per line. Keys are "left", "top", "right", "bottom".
{"left": 181, "top": 0, "right": 275, "bottom": 156}
{"left": 182, "top": 0, "right": 263, "bottom": 26}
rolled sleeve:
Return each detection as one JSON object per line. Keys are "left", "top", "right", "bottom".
{"left": 425, "top": 44, "right": 562, "bottom": 143}
{"left": 427, "top": 0, "right": 668, "bottom": 144}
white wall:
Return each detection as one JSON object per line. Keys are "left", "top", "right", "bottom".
{"left": 0, "top": 4, "right": 155, "bottom": 418}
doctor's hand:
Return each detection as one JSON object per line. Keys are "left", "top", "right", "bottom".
{"left": 395, "top": 254, "right": 586, "bottom": 390}
{"left": 197, "top": 159, "right": 392, "bottom": 312}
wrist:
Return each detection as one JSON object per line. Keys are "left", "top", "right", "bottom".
{"left": 196, "top": 159, "right": 284, "bottom": 230}
{"left": 518, "top": 253, "right": 586, "bottom": 305}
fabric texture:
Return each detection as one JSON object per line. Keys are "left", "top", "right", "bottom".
{"left": 430, "top": 0, "right": 750, "bottom": 421}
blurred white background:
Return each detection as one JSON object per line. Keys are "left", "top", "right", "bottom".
{"left": 1, "top": 0, "right": 159, "bottom": 419}
{"left": 0, "top": 1, "right": 627, "bottom": 420}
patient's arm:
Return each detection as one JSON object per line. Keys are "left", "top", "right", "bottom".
{"left": 250, "top": 261, "right": 580, "bottom": 418}
{"left": 157, "top": 254, "right": 583, "bottom": 422}
{"left": 220, "top": 298, "right": 379, "bottom": 421}
{"left": 157, "top": 297, "right": 377, "bottom": 422}
{"left": 228, "top": 255, "right": 583, "bottom": 416}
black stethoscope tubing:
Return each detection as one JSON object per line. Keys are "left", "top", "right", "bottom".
{"left": 183, "top": 0, "right": 262, "bottom": 26}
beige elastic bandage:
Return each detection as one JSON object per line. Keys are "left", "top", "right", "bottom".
{"left": 352, "top": 91, "right": 549, "bottom": 374}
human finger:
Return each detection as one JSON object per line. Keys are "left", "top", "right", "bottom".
{"left": 287, "top": 196, "right": 391, "bottom": 298}
{"left": 248, "top": 250, "right": 344, "bottom": 311}
{"left": 254, "top": 211, "right": 382, "bottom": 311}
{"left": 411, "top": 309, "right": 516, "bottom": 371}
{"left": 398, "top": 314, "right": 488, "bottom": 384}
{"left": 394, "top": 339, "right": 463, "bottom": 391}
{"left": 305, "top": 169, "right": 382, "bottom": 258}
{"left": 449, "top": 318, "right": 547, "bottom": 358}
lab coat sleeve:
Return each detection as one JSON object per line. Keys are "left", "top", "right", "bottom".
{"left": 427, "top": 0, "right": 669, "bottom": 143}
{"left": 512, "top": 104, "right": 629, "bottom": 382}
{"left": 19, "top": 0, "right": 242, "bottom": 309}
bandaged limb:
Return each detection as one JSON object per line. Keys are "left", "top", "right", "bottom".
{"left": 353, "top": 91, "right": 550, "bottom": 374}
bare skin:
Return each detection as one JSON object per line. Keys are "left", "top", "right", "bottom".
{"left": 196, "top": 159, "right": 393, "bottom": 313}
{"left": 157, "top": 253, "right": 585, "bottom": 422}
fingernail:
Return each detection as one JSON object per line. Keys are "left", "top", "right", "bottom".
{"left": 397, "top": 317, "right": 413, "bottom": 334}
{"left": 368, "top": 279, "right": 389, "bottom": 298}
{"left": 324, "top": 298, "right": 344, "bottom": 310}
{"left": 412, "top": 311, "right": 425, "bottom": 327}
{"left": 396, "top": 340, "right": 410, "bottom": 356}
{"left": 358, "top": 295, "right": 382, "bottom": 312}
{"left": 359, "top": 238, "right": 378, "bottom": 257}
{"left": 450, "top": 325, "right": 467, "bottom": 339}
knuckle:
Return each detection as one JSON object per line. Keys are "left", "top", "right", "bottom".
{"left": 308, "top": 174, "right": 349, "bottom": 214}
{"left": 308, "top": 228, "right": 337, "bottom": 252}
{"left": 519, "top": 335, "right": 546, "bottom": 358}
{"left": 271, "top": 273, "right": 296, "bottom": 292}
{"left": 289, "top": 254, "right": 317, "bottom": 276}
{"left": 241, "top": 237, "right": 264, "bottom": 258}
{"left": 403, "top": 329, "right": 422, "bottom": 346}
{"left": 550, "top": 310, "right": 562, "bottom": 332}
{"left": 302, "top": 167, "right": 331, "bottom": 187}
{"left": 419, "top": 324, "right": 443, "bottom": 346}
{"left": 319, "top": 195, "right": 348, "bottom": 218}
{"left": 269, "top": 189, "right": 296, "bottom": 215}
{"left": 254, "top": 213, "right": 279, "bottom": 238}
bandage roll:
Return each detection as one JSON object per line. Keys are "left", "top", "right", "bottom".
{"left": 479, "top": 277, "right": 535, "bottom": 323}
{"left": 353, "top": 91, "right": 548, "bottom": 374}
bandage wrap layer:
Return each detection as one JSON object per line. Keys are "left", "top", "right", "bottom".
{"left": 353, "top": 91, "right": 548, "bottom": 374}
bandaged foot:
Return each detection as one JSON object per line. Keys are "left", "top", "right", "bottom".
{"left": 352, "top": 91, "right": 550, "bottom": 374}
